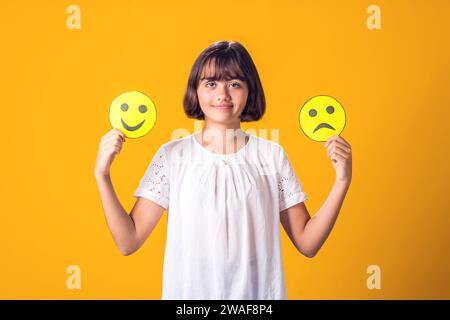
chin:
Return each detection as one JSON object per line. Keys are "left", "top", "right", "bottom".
{"left": 205, "top": 114, "right": 239, "bottom": 124}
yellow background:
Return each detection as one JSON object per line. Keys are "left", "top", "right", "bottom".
{"left": 1, "top": 0, "right": 449, "bottom": 299}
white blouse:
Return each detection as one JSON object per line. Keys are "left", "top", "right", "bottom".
{"left": 134, "top": 131, "right": 308, "bottom": 300}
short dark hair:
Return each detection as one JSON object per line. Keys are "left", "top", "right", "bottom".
{"left": 183, "top": 41, "right": 266, "bottom": 122}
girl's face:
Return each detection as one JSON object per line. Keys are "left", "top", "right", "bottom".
{"left": 196, "top": 63, "right": 249, "bottom": 126}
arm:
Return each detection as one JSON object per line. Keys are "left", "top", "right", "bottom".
{"left": 281, "top": 135, "right": 352, "bottom": 258}
{"left": 95, "top": 174, "right": 165, "bottom": 256}
{"left": 96, "top": 172, "right": 165, "bottom": 256}
{"left": 95, "top": 173, "right": 137, "bottom": 255}
{"left": 281, "top": 180, "right": 350, "bottom": 258}
{"left": 94, "top": 129, "right": 165, "bottom": 256}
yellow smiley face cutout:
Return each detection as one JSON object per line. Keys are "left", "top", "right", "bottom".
{"left": 109, "top": 91, "right": 157, "bottom": 139}
{"left": 298, "top": 95, "right": 346, "bottom": 142}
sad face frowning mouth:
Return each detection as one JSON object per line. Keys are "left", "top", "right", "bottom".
{"left": 311, "top": 105, "right": 336, "bottom": 133}
{"left": 299, "top": 96, "right": 346, "bottom": 142}
{"left": 313, "top": 123, "right": 335, "bottom": 133}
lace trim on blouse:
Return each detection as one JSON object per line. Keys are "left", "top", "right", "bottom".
{"left": 278, "top": 175, "right": 297, "bottom": 203}
{"left": 141, "top": 148, "right": 168, "bottom": 195}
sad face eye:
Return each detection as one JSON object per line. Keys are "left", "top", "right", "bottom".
{"left": 139, "top": 105, "right": 148, "bottom": 113}
{"left": 121, "top": 103, "right": 129, "bottom": 112}
{"left": 326, "top": 106, "right": 335, "bottom": 114}
{"left": 309, "top": 109, "right": 317, "bottom": 117}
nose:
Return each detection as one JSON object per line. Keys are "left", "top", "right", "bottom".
{"left": 214, "top": 83, "right": 231, "bottom": 102}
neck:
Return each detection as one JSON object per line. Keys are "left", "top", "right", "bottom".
{"left": 198, "top": 120, "right": 247, "bottom": 154}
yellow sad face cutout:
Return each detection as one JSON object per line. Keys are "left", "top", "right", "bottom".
{"left": 109, "top": 91, "right": 157, "bottom": 139}
{"left": 299, "top": 95, "right": 346, "bottom": 142}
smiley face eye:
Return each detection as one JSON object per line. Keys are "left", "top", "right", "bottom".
{"left": 139, "top": 105, "right": 148, "bottom": 113}
{"left": 326, "top": 106, "right": 334, "bottom": 114}
{"left": 121, "top": 103, "right": 129, "bottom": 112}
{"left": 309, "top": 109, "right": 317, "bottom": 117}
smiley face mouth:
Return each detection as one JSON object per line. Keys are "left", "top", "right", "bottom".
{"left": 121, "top": 118, "right": 145, "bottom": 131}
{"left": 313, "top": 123, "right": 335, "bottom": 133}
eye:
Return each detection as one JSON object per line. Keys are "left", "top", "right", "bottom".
{"left": 230, "top": 82, "right": 241, "bottom": 88}
{"left": 139, "top": 105, "right": 148, "bottom": 113}
{"left": 206, "top": 81, "right": 215, "bottom": 88}
{"left": 121, "top": 103, "right": 129, "bottom": 112}
{"left": 309, "top": 109, "right": 317, "bottom": 117}
{"left": 326, "top": 106, "right": 335, "bottom": 114}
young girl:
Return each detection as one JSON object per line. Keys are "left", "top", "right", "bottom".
{"left": 94, "top": 41, "right": 352, "bottom": 300}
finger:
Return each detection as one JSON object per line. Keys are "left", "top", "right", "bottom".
{"left": 109, "top": 128, "right": 125, "bottom": 141}
{"left": 110, "top": 142, "right": 122, "bottom": 149}
{"left": 101, "top": 130, "right": 115, "bottom": 141}
{"left": 325, "top": 140, "right": 341, "bottom": 152}
{"left": 329, "top": 147, "right": 349, "bottom": 160}
{"left": 324, "top": 135, "right": 339, "bottom": 147}
{"left": 102, "top": 130, "right": 124, "bottom": 143}
{"left": 335, "top": 136, "right": 350, "bottom": 148}
{"left": 101, "top": 142, "right": 123, "bottom": 154}
{"left": 328, "top": 144, "right": 344, "bottom": 157}
{"left": 114, "top": 129, "right": 126, "bottom": 141}
{"left": 327, "top": 139, "right": 350, "bottom": 149}
{"left": 331, "top": 152, "right": 346, "bottom": 163}
{"left": 325, "top": 135, "right": 351, "bottom": 149}
{"left": 102, "top": 132, "right": 125, "bottom": 145}
{"left": 328, "top": 143, "right": 351, "bottom": 155}
{"left": 110, "top": 145, "right": 121, "bottom": 155}
{"left": 101, "top": 136, "right": 123, "bottom": 148}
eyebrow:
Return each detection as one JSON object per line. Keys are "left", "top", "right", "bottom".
{"left": 200, "top": 76, "right": 245, "bottom": 82}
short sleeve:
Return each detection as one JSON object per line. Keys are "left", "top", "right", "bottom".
{"left": 278, "top": 147, "right": 308, "bottom": 212}
{"left": 133, "top": 145, "right": 170, "bottom": 209}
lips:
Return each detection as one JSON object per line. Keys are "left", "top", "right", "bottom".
{"left": 313, "top": 123, "right": 335, "bottom": 133}
{"left": 212, "top": 104, "right": 233, "bottom": 109}
{"left": 121, "top": 118, "right": 145, "bottom": 131}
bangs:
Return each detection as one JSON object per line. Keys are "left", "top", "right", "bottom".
{"left": 198, "top": 55, "right": 246, "bottom": 84}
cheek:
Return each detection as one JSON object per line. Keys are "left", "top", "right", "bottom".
{"left": 196, "top": 91, "right": 214, "bottom": 112}
{"left": 233, "top": 90, "right": 248, "bottom": 106}
{"left": 197, "top": 89, "right": 212, "bottom": 104}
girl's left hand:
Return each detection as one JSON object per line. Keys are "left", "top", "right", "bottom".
{"left": 324, "top": 135, "right": 352, "bottom": 184}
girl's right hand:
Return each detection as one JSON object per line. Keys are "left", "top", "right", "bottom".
{"left": 95, "top": 128, "right": 126, "bottom": 178}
